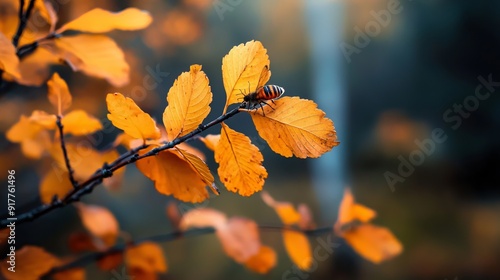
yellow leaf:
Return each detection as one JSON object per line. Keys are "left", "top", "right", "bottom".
{"left": 163, "top": 64, "right": 212, "bottom": 140}
{"left": 282, "top": 231, "right": 312, "bottom": 270}
{"left": 199, "top": 134, "right": 220, "bottom": 151}
{"left": 0, "top": 32, "right": 20, "bottom": 79}
{"left": 342, "top": 224, "right": 403, "bottom": 264}
{"left": 12, "top": 48, "right": 59, "bottom": 86}
{"left": 106, "top": 93, "right": 161, "bottom": 140}
{"left": 244, "top": 245, "right": 277, "bottom": 274}
{"left": 136, "top": 148, "right": 210, "bottom": 203}
{"left": 62, "top": 110, "right": 102, "bottom": 135}
{"left": 39, "top": 168, "right": 73, "bottom": 204}
{"left": 29, "top": 110, "right": 57, "bottom": 130}
{"left": 261, "top": 191, "right": 301, "bottom": 225}
{"left": 75, "top": 203, "right": 120, "bottom": 248}
{"left": 250, "top": 97, "right": 339, "bottom": 158}
{"left": 125, "top": 242, "right": 167, "bottom": 273}
{"left": 6, "top": 115, "right": 51, "bottom": 159}
{"left": 175, "top": 148, "right": 218, "bottom": 195}
{"left": 49, "top": 143, "right": 103, "bottom": 181}
{"left": 215, "top": 123, "right": 267, "bottom": 196}
{"left": 222, "top": 40, "right": 270, "bottom": 113}
{"left": 52, "top": 34, "right": 129, "bottom": 87}
{"left": 0, "top": 246, "right": 59, "bottom": 280}
{"left": 58, "top": 8, "right": 152, "bottom": 33}
{"left": 336, "top": 188, "right": 377, "bottom": 229}
{"left": 47, "top": 73, "right": 72, "bottom": 114}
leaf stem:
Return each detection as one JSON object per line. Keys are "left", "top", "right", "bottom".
{"left": 56, "top": 116, "right": 78, "bottom": 189}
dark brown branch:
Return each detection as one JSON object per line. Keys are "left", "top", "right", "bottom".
{"left": 12, "top": 0, "right": 36, "bottom": 47}
{"left": 44, "top": 226, "right": 334, "bottom": 277}
{"left": 0, "top": 104, "right": 245, "bottom": 228}
{"left": 56, "top": 116, "right": 78, "bottom": 188}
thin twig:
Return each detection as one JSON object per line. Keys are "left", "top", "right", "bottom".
{"left": 44, "top": 226, "right": 334, "bottom": 277}
{"left": 12, "top": 0, "right": 36, "bottom": 47}
{"left": 56, "top": 116, "right": 78, "bottom": 188}
{"left": 0, "top": 104, "right": 245, "bottom": 228}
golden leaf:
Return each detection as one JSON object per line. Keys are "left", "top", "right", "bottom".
{"left": 0, "top": 32, "right": 20, "bottom": 79}
{"left": 250, "top": 97, "right": 339, "bottom": 158}
{"left": 62, "top": 110, "right": 102, "bottom": 136}
{"left": 222, "top": 40, "right": 270, "bottom": 113}
{"left": 58, "top": 8, "right": 152, "bottom": 33}
{"left": 49, "top": 143, "right": 103, "bottom": 181}
{"left": 136, "top": 148, "right": 210, "bottom": 203}
{"left": 47, "top": 73, "right": 72, "bottom": 115}
{"left": 336, "top": 188, "right": 377, "bottom": 229}
{"left": 215, "top": 123, "right": 267, "bottom": 196}
{"left": 175, "top": 148, "right": 218, "bottom": 195}
{"left": 125, "top": 242, "right": 167, "bottom": 273}
{"left": 106, "top": 93, "right": 161, "bottom": 140}
{"left": 0, "top": 246, "right": 59, "bottom": 280}
{"left": 39, "top": 168, "right": 73, "bottom": 204}
{"left": 244, "top": 245, "right": 277, "bottom": 274}
{"left": 261, "top": 191, "right": 301, "bottom": 225}
{"left": 199, "top": 134, "right": 220, "bottom": 151}
{"left": 283, "top": 231, "right": 312, "bottom": 270}
{"left": 342, "top": 224, "right": 403, "bottom": 264}
{"left": 52, "top": 34, "right": 129, "bottom": 87}
{"left": 163, "top": 64, "right": 212, "bottom": 140}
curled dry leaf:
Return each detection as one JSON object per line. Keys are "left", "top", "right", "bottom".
{"left": 58, "top": 8, "right": 152, "bottom": 33}
{"left": 282, "top": 231, "right": 313, "bottom": 270}
{"left": 200, "top": 134, "right": 220, "bottom": 151}
{"left": 244, "top": 245, "right": 277, "bottom": 274}
{"left": 261, "top": 191, "right": 301, "bottom": 225}
{"left": 222, "top": 40, "right": 270, "bottom": 113}
{"left": 250, "top": 97, "right": 339, "bottom": 158}
{"left": 341, "top": 224, "right": 403, "bottom": 264}
{"left": 74, "top": 203, "right": 120, "bottom": 248}
{"left": 0, "top": 32, "right": 21, "bottom": 79}
{"left": 50, "top": 34, "right": 129, "bottom": 87}
{"left": 62, "top": 110, "right": 102, "bottom": 136}
{"left": 39, "top": 168, "right": 73, "bottom": 204}
{"left": 125, "top": 242, "right": 167, "bottom": 273}
{"left": 47, "top": 73, "right": 72, "bottom": 115}
{"left": 106, "top": 93, "right": 161, "bottom": 140}
{"left": 136, "top": 147, "right": 211, "bottom": 203}
{"left": 0, "top": 246, "right": 59, "bottom": 280}
{"left": 215, "top": 123, "right": 267, "bottom": 196}
{"left": 163, "top": 64, "right": 212, "bottom": 140}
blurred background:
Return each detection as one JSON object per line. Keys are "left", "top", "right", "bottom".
{"left": 1, "top": 0, "right": 500, "bottom": 279}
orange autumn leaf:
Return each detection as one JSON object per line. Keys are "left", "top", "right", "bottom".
{"left": 136, "top": 148, "right": 211, "bottom": 203}
{"left": 0, "top": 246, "right": 59, "bottom": 280}
{"left": 0, "top": 32, "right": 21, "bottom": 79}
{"left": 163, "top": 64, "right": 212, "bottom": 140}
{"left": 125, "top": 242, "right": 167, "bottom": 273}
{"left": 199, "top": 134, "right": 220, "bottom": 151}
{"left": 51, "top": 34, "right": 129, "bottom": 87}
{"left": 282, "top": 231, "right": 313, "bottom": 270}
{"left": 215, "top": 123, "right": 267, "bottom": 196}
{"left": 217, "top": 217, "right": 261, "bottom": 263}
{"left": 58, "top": 8, "right": 152, "bottom": 33}
{"left": 106, "top": 93, "right": 161, "bottom": 140}
{"left": 13, "top": 47, "right": 59, "bottom": 86}
{"left": 39, "top": 167, "right": 73, "bottom": 204}
{"left": 336, "top": 188, "right": 377, "bottom": 228}
{"left": 47, "top": 73, "right": 72, "bottom": 115}
{"left": 341, "top": 224, "right": 403, "bottom": 264}
{"left": 261, "top": 191, "right": 301, "bottom": 225}
{"left": 244, "top": 245, "right": 277, "bottom": 274}
{"left": 75, "top": 203, "right": 119, "bottom": 247}
{"left": 222, "top": 40, "right": 270, "bottom": 112}
{"left": 68, "top": 232, "right": 98, "bottom": 253}
{"left": 97, "top": 252, "right": 123, "bottom": 271}
{"left": 180, "top": 208, "right": 227, "bottom": 230}
{"left": 177, "top": 142, "right": 205, "bottom": 161}
{"left": 52, "top": 267, "right": 85, "bottom": 280}
{"left": 250, "top": 97, "right": 339, "bottom": 158}
{"left": 28, "top": 110, "right": 57, "bottom": 130}
{"left": 6, "top": 115, "right": 51, "bottom": 159}
{"left": 50, "top": 143, "right": 102, "bottom": 181}
{"left": 175, "top": 148, "right": 218, "bottom": 195}
{"left": 127, "top": 267, "right": 157, "bottom": 280}
{"left": 62, "top": 110, "right": 102, "bottom": 135}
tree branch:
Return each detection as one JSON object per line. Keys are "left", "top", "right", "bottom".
{"left": 44, "top": 225, "right": 334, "bottom": 277}
{"left": 12, "top": 0, "right": 36, "bottom": 47}
{"left": 0, "top": 104, "right": 245, "bottom": 228}
{"left": 56, "top": 116, "right": 78, "bottom": 188}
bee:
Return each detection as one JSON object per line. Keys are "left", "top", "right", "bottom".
{"left": 240, "top": 66, "right": 285, "bottom": 116}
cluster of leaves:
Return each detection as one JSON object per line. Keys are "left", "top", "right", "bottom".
{"left": 0, "top": 189, "right": 402, "bottom": 279}
{"left": 1, "top": 2, "right": 403, "bottom": 279}
{"left": 0, "top": 0, "right": 152, "bottom": 87}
